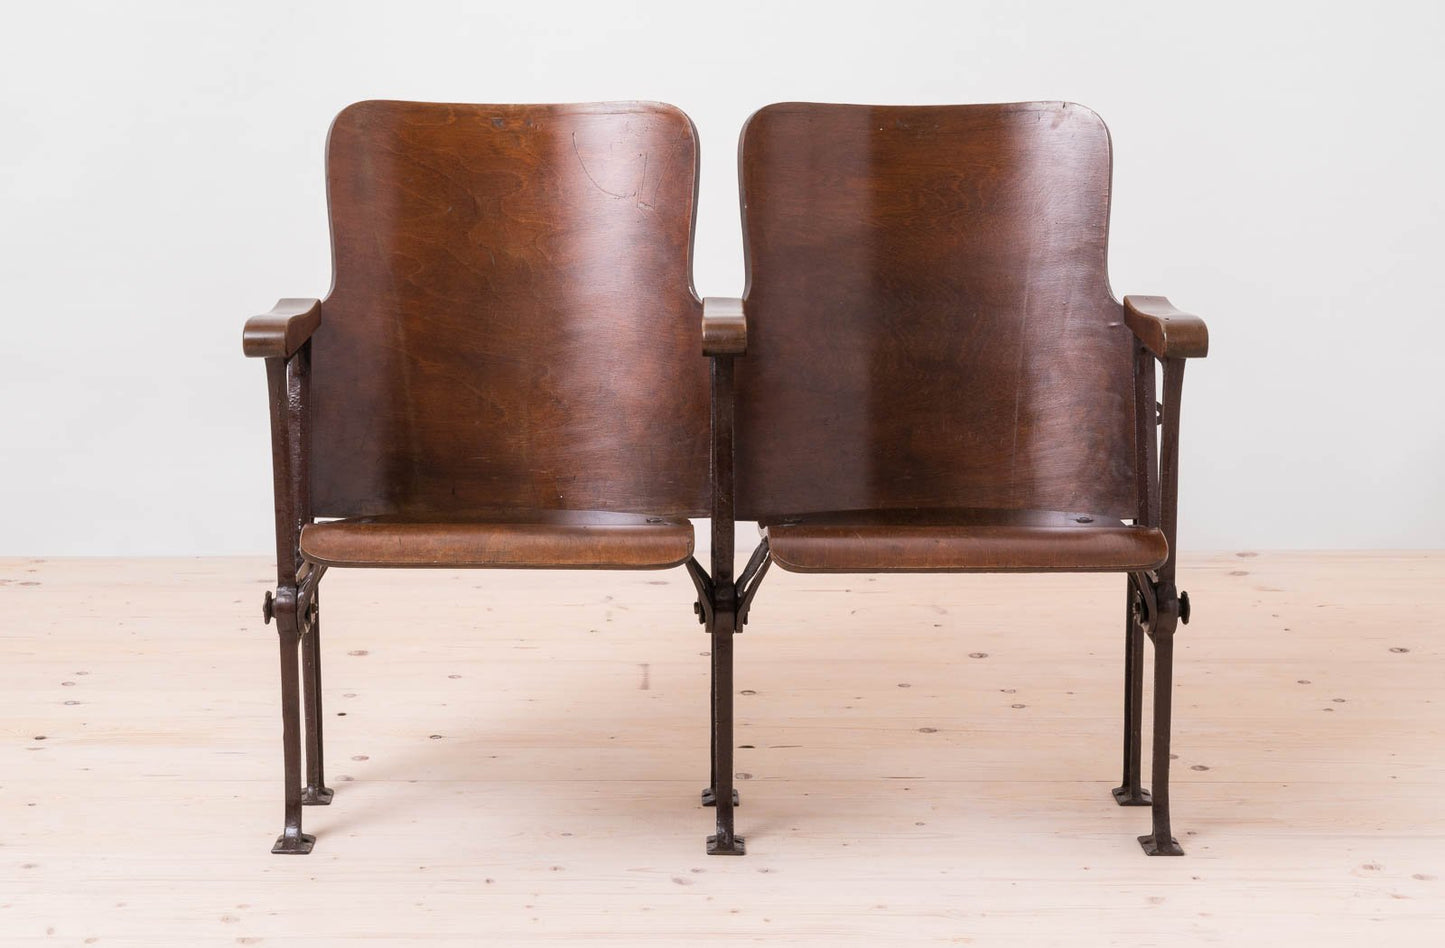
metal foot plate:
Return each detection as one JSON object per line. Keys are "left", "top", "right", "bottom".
{"left": 301, "top": 786, "right": 335, "bottom": 806}
{"left": 706, "top": 834, "right": 746, "bottom": 855}
{"left": 1138, "top": 833, "right": 1184, "bottom": 856}
{"left": 1111, "top": 785, "right": 1153, "bottom": 807}
{"left": 701, "top": 787, "right": 740, "bottom": 807}
{"left": 271, "top": 832, "right": 316, "bottom": 855}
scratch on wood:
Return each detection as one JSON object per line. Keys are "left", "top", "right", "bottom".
{"left": 571, "top": 132, "right": 630, "bottom": 199}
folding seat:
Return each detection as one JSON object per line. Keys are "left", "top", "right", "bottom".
{"left": 707, "top": 102, "right": 1210, "bottom": 854}
{"left": 242, "top": 100, "right": 726, "bottom": 853}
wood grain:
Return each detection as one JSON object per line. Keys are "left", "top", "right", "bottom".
{"left": 299, "top": 511, "right": 693, "bottom": 569}
{"left": 241, "top": 298, "right": 321, "bottom": 359}
{"left": 311, "top": 100, "right": 709, "bottom": 520}
{"left": 735, "top": 102, "right": 1135, "bottom": 521}
{"left": 3, "top": 552, "right": 1442, "bottom": 944}
{"left": 1125, "top": 294, "right": 1210, "bottom": 359}
{"left": 763, "top": 508, "right": 1167, "bottom": 572}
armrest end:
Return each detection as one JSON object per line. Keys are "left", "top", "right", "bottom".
{"left": 1124, "top": 295, "right": 1209, "bottom": 359}
{"left": 243, "top": 298, "right": 322, "bottom": 359}
{"left": 702, "top": 297, "right": 747, "bottom": 356}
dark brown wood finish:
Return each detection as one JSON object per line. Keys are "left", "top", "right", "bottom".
{"left": 727, "top": 101, "right": 1209, "bottom": 856}
{"left": 763, "top": 508, "right": 1167, "bottom": 573}
{"left": 313, "top": 100, "right": 710, "bottom": 520}
{"left": 1124, "top": 295, "right": 1209, "bottom": 360}
{"left": 243, "top": 298, "right": 322, "bottom": 359}
{"left": 735, "top": 102, "right": 1135, "bottom": 522}
{"left": 299, "top": 511, "right": 693, "bottom": 570}
{"left": 244, "top": 100, "right": 715, "bottom": 856}
{"left": 701, "top": 296, "right": 747, "bottom": 355}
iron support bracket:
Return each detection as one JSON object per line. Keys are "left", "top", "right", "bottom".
{"left": 686, "top": 557, "right": 714, "bottom": 626}
{"left": 734, "top": 538, "right": 772, "bottom": 630}
{"left": 1130, "top": 570, "right": 1190, "bottom": 641}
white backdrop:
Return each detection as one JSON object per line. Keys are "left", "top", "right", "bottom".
{"left": 2, "top": 0, "right": 1441, "bottom": 554}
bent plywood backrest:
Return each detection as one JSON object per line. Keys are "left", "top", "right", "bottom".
{"left": 735, "top": 102, "right": 1138, "bottom": 522}
{"left": 311, "top": 100, "right": 710, "bottom": 520}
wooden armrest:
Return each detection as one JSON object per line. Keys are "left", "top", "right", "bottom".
{"left": 1123, "top": 295, "right": 1209, "bottom": 360}
{"left": 702, "top": 297, "right": 747, "bottom": 356}
{"left": 242, "top": 298, "right": 322, "bottom": 359}
{"left": 1127, "top": 296, "right": 1208, "bottom": 359}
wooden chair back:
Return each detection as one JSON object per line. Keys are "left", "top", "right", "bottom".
{"left": 735, "top": 102, "right": 1137, "bottom": 522}
{"left": 310, "top": 100, "right": 710, "bottom": 520}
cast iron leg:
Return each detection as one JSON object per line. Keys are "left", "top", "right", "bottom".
{"left": 1112, "top": 578, "right": 1152, "bottom": 807}
{"left": 300, "top": 591, "right": 334, "bottom": 806}
{"left": 702, "top": 343, "right": 745, "bottom": 849}
{"left": 272, "top": 606, "right": 314, "bottom": 854}
{"left": 701, "top": 642, "right": 740, "bottom": 809}
{"left": 1138, "top": 614, "right": 1184, "bottom": 855}
{"left": 706, "top": 607, "right": 744, "bottom": 854}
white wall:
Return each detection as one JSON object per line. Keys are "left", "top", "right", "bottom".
{"left": 2, "top": 0, "right": 1441, "bottom": 554}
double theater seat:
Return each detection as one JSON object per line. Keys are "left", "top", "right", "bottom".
{"left": 243, "top": 99, "right": 1208, "bottom": 857}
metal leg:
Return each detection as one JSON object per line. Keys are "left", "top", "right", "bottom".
{"left": 706, "top": 606, "right": 744, "bottom": 855}
{"left": 300, "top": 590, "right": 334, "bottom": 806}
{"left": 702, "top": 350, "right": 745, "bottom": 854}
{"left": 262, "top": 352, "right": 318, "bottom": 852}
{"left": 700, "top": 651, "right": 739, "bottom": 809}
{"left": 1125, "top": 349, "right": 1189, "bottom": 854}
{"left": 702, "top": 646, "right": 720, "bottom": 805}
{"left": 1138, "top": 613, "right": 1184, "bottom": 856}
{"left": 271, "top": 603, "right": 314, "bottom": 854}
{"left": 703, "top": 538, "right": 768, "bottom": 809}
{"left": 687, "top": 557, "right": 739, "bottom": 809}
{"left": 1113, "top": 576, "right": 1152, "bottom": 807}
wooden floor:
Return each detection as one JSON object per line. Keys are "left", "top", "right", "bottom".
{"left": 2, "top": 552, "right": 1442, "bottom": 945}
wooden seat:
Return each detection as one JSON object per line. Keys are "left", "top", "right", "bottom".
{"left": 698, "top": 101, "right": 1211, "bottom": 857}
{"left": 762, "top": 509, "right": 1168, "bottom": 574}
{"left": 300, "top": 512, "right": 693, "bottom": 570}
{"left": 242, "top": 100, "right": 715, "bottom": 856}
